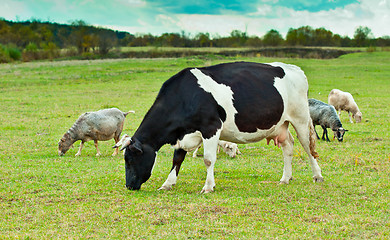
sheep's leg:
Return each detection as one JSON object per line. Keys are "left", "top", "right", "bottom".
{"left": 201, "top": 129, "right": 221, "bottom": 193}
{"left": 192, "top": 145, "right": 200, "bottom": 158}
{"left": 314, "top": 126, "right": 320, "bottom": 139}
{"left": 112, "top": 136, "right": 120, "bottom": 156}
{"left": 348, "top": 112, "right": 354, "bottom": 123}
{"left": 94, "top": 140, "right": 101, "bottom": 156}
{"left": 320, "top": 126, "right": 330, "bottom": 142}
{"left": 159, "top": 149, "right": 187, "bottom": 190}
{"left": 324, "top": 127, "right": 331, "bottom": 142}
{"left": 321, "top": 127, "right": 326, "bottom": 141}
{"left": 75, "top": 141, "right": 84, "bottom": 156}
{"left": 280, "top": 130, "right": 294, "bottom": 184}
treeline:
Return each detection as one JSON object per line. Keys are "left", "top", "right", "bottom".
{"left": 1, "top": 18, "right": 389, "bottom": 63}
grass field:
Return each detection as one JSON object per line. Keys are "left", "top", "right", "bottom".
{"left": 0, "top": 52, "right": 389, "bottom": 239}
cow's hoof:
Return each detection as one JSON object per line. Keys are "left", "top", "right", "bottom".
{"left": 200, "top": 187, "right": 214, "bottom": 194}
{"left": 279, "top": 176, "right": 293, "bottom": 184}
{"left": 158, "top": 185, "right": 172, "bottom": 191}
{"left": 313, "top": 176, "right": 324, "bottom": 183}
{"left": 200, "top": 189, "right": 213, "bottom": 194}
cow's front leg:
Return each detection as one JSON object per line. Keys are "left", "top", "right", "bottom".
{"left": 201, "top": 130, "right": 221, "bottom": 193}
{"left": 159, "top": 149, "right": 187, "bottom": 190}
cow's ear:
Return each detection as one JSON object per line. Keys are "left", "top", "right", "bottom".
{"left": 129, "top": 137, "right": 143, "bottom": 155}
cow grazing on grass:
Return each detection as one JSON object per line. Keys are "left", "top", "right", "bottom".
{"left": 124, "top": 62, "right": 323, "bottom": 193}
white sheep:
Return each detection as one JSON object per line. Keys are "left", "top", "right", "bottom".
{"left": 192, "top": 140, "right": 241, "bottom": 158}
{"left": 174, "top": 131, "right": 241, "bottom": 158}
{"left": 328, "top": 89, "right": 362, "bottom": 123}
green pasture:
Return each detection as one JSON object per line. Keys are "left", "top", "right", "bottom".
{"left": 0, "top": 52, "right": 389, "bottom": 239}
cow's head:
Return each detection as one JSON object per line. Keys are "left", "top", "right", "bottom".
{"left": 332, "top": 127, "right": 348, "bottom": 142}
{"left": 124, "top": 137, "right": 156, "bottom": 190}
{"left": 58, "top": 133, "right": 73, "bottom": 156}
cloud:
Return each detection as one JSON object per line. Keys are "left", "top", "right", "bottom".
{"left": 0, "top": 1, "right": 31, "bottom": 20}
{"left": 139, "top": 0, "right": 390, "bottom": 37}
{"left": 1, "top": 0, "right": 389, "bottom": 38}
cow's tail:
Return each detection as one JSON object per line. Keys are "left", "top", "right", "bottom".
{"left": 124, "top": 110, "right": 135, "bottom": 117}
{"left": 309, "top": 119, "right": 319, "bottom": 158}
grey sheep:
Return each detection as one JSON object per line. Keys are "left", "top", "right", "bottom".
{"left": 58, "top": 108, "right": 134, "bottom": 156}
{"left": 308, "top": 98, "right": 348, "bottom": 142}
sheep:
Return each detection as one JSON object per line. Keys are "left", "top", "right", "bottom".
{"left": 308, "top": 98, "right": 348, "bottom": 142}
{"left": 328, "top": 89, "right": 362, "bottom": 123}
{"left": 192, "top": 140, "right": 241, "bottom": 158}
{"left": 173, "top": 131, "right": 241, "bottom": 158}
{"left": 58, "top": 108, "right": 134, "bottom": 156}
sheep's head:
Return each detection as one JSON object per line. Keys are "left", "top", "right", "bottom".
{"left": 58, "top": 133, "right": 73, "bottom": 156}
{"left": 354, "top": 111, "right": 362, "bottom": 123}
{"left": 222, "top": 142, "right": 239, "bottom": 158}
{"left": 333, "top": 127, "right": 348, "bottom": 142}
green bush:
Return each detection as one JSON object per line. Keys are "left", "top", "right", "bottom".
{"left": 0, "top": 44, "right": 10, "bottom": 63}
{"left": 7, "top": 46, "right": 22, "bottom": 61}
{"left": 23, "top": 42, "right": 40, "bottom": 61}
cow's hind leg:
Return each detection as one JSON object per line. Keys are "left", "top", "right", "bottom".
{"left": 292, "top": 120, "right": 323, "bottom": 182}
{"left": 280, "top": 129, "right": 294, "bottom": 184}
{"left": 201, "top": 130, "right": 221, "bottom": 193}
{"left": 159, "top": 149, "right": 187, "bottom": 190}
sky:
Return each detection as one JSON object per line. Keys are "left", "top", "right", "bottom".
{"left": 1, "top": 0, "right": 389, "bottom": 38}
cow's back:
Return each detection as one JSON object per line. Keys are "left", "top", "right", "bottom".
{"left": 192, "top": 62, "right": 309, "bottom": 142}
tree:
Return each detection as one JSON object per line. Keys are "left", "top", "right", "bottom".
{"left": 263, "top": 29, "right": 283, "bottom": 46}
{"left": 353, "top": 26, "right": 373, "bottom": 47}
{"left": 286, "top": 26, "right": 314, "bottom": 46}
{"left": 229, "top": 30, "right": 248, "bottom": 47}
{"left": 195, "top": 33, "right": 211, "bottom": 47}
{"left": 70, "top": 20, "right": 88, "bottom": 53}
{"left": 376, "top": 36, "right": 390, "bottom": 47}
{"left": 313, "top": 28, "right": 334, "bottom": 46}
{"left": 246, "top": 36, "right": 262, "bottom": 47}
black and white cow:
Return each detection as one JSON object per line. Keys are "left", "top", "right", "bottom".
{"left": 124, "top": 61, "right": 323, "bottom": 193}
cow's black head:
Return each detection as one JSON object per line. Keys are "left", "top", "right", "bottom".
{"left": 333, "top": 127, "right": 348, "bottom": 142}
{"left": 124, "top": 137, "right": 156, "bottom": 190}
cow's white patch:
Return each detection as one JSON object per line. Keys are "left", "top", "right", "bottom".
{"left": 190, "top": 67, "right": 285, "bottom": 143}
{"left": 190, "top": 68, "right": 239, "bottom": 141}
{"left": 190, "top": 68, "right": 237, "bottom": 117}
{"left": 159, "top": 166, "right": 177, "bottom": 190}
{"left": 151, "top": 151, "right": 158, "bottom": 174}
{"left": 173, "top": 131, "right": 202, "bottom": 151}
